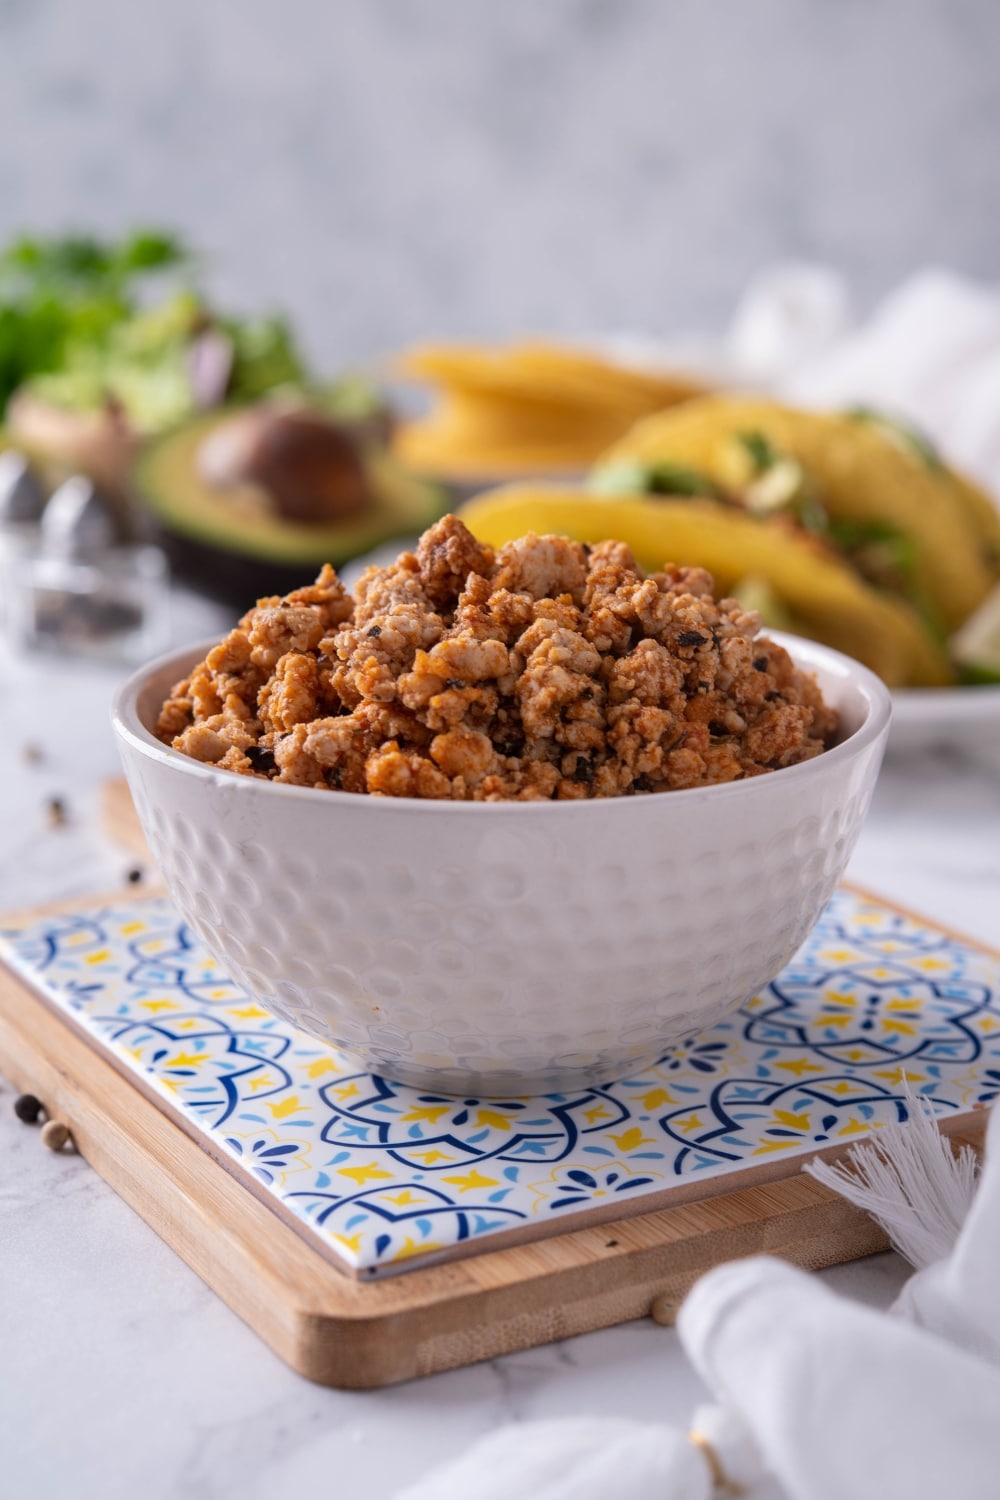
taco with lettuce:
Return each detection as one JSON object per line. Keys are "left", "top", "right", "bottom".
{"left": 589, "top": 396, "right": 999, "bottom": 642}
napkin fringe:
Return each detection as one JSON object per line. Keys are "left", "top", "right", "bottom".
{"left": 804, "top": 1098, "right": 980, "bottom": 1269}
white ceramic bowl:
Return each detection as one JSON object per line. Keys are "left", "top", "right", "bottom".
{"left": 112, "top": 633, "right": 890, "bottom": 1095}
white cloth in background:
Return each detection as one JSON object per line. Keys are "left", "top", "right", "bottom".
{"left": 728, "top": 265, "right": 1000, "bottom": 503}
{"left": 727, "top": 264, "right": 856, "bottom": 384}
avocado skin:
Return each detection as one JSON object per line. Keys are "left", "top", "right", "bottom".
{"left": 147, "top": 520, "right": 370, "bottom": 607}
{"left": 134, "top": 408, "right": 447, "bottom": 604}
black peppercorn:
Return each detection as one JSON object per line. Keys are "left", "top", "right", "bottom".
{"left": 14, "top": 1093, "right": 43, "bottom": 1124}
{"left": 46, "top": 796, "right": 68, "bottom": 827}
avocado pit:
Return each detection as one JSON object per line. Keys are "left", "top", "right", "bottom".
{"left": 197, "top": 407, "right": 370, "bottom": 524}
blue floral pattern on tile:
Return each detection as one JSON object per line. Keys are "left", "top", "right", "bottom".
{"left": 1, "top": 889, "right": 997, "bottom": 1274}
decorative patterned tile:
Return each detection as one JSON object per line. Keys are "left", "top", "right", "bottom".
{"left": 2, "top": 888, "right": 997, "bottom": 1275}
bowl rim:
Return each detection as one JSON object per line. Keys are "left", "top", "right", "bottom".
{"left": 112, "top": 629, "right": 892, "bottom": 815}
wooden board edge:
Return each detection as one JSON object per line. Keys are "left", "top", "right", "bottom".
{"left": 5, "top": 958, "right": 973, "bottom": 1389}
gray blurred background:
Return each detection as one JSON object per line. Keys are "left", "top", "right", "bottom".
{"left": 0, "top": 0, "right": 997, "bottom": 368}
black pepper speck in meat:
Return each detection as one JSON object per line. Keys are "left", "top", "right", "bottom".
{"left": 245, "top": 745, "right": 277, "bottom": 774}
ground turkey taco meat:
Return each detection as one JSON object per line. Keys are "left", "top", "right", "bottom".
{"left": 156, "top": 514, "right": 838, "bottom": 798}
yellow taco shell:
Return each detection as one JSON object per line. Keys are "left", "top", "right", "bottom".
{"left": 394, "top": 340, "right": 704, "bottom": 480}
{"left": 597, "top": 396, "right": 993, "bottom": 633}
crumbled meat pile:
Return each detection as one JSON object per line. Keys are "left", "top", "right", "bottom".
{"left": 156, "top": 515, "right": 838, "bottom": 799}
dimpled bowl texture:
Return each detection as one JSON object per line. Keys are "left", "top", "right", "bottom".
{"left": 112, "top": 632, "right": 890, "bottom": 1095}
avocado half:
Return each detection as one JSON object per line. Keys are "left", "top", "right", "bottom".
{"left": 134, "top": 408, "right": 448, "bottom": 605}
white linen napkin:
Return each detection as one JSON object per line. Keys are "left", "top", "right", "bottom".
{"left": 680, "top": 1254, "right": 1000, "bottom": 1500}
{"left": 395, "top": 1100, "right": 1000, "bottom": 1499}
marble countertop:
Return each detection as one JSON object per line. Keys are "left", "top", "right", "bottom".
{"left": 1, "top": 595, "right": 998, "bottom": 1500}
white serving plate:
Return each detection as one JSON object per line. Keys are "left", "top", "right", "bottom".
{"left": 890, "top": 684, "right": 1000, "bottom": 762}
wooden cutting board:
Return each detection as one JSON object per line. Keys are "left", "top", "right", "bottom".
{"left": 0, "top": 943, "right": 915, "bottom": 1387}
{"left": 0, "top": 781, "right": 990, "bottom": 1389}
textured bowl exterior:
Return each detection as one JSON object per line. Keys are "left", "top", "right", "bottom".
{"left": 113, "top": 633, "right": 890, "bottom": 1094}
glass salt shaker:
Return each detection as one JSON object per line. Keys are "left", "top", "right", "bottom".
{"left": 1, "top": 459, "right": 170, "bottom": 663}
